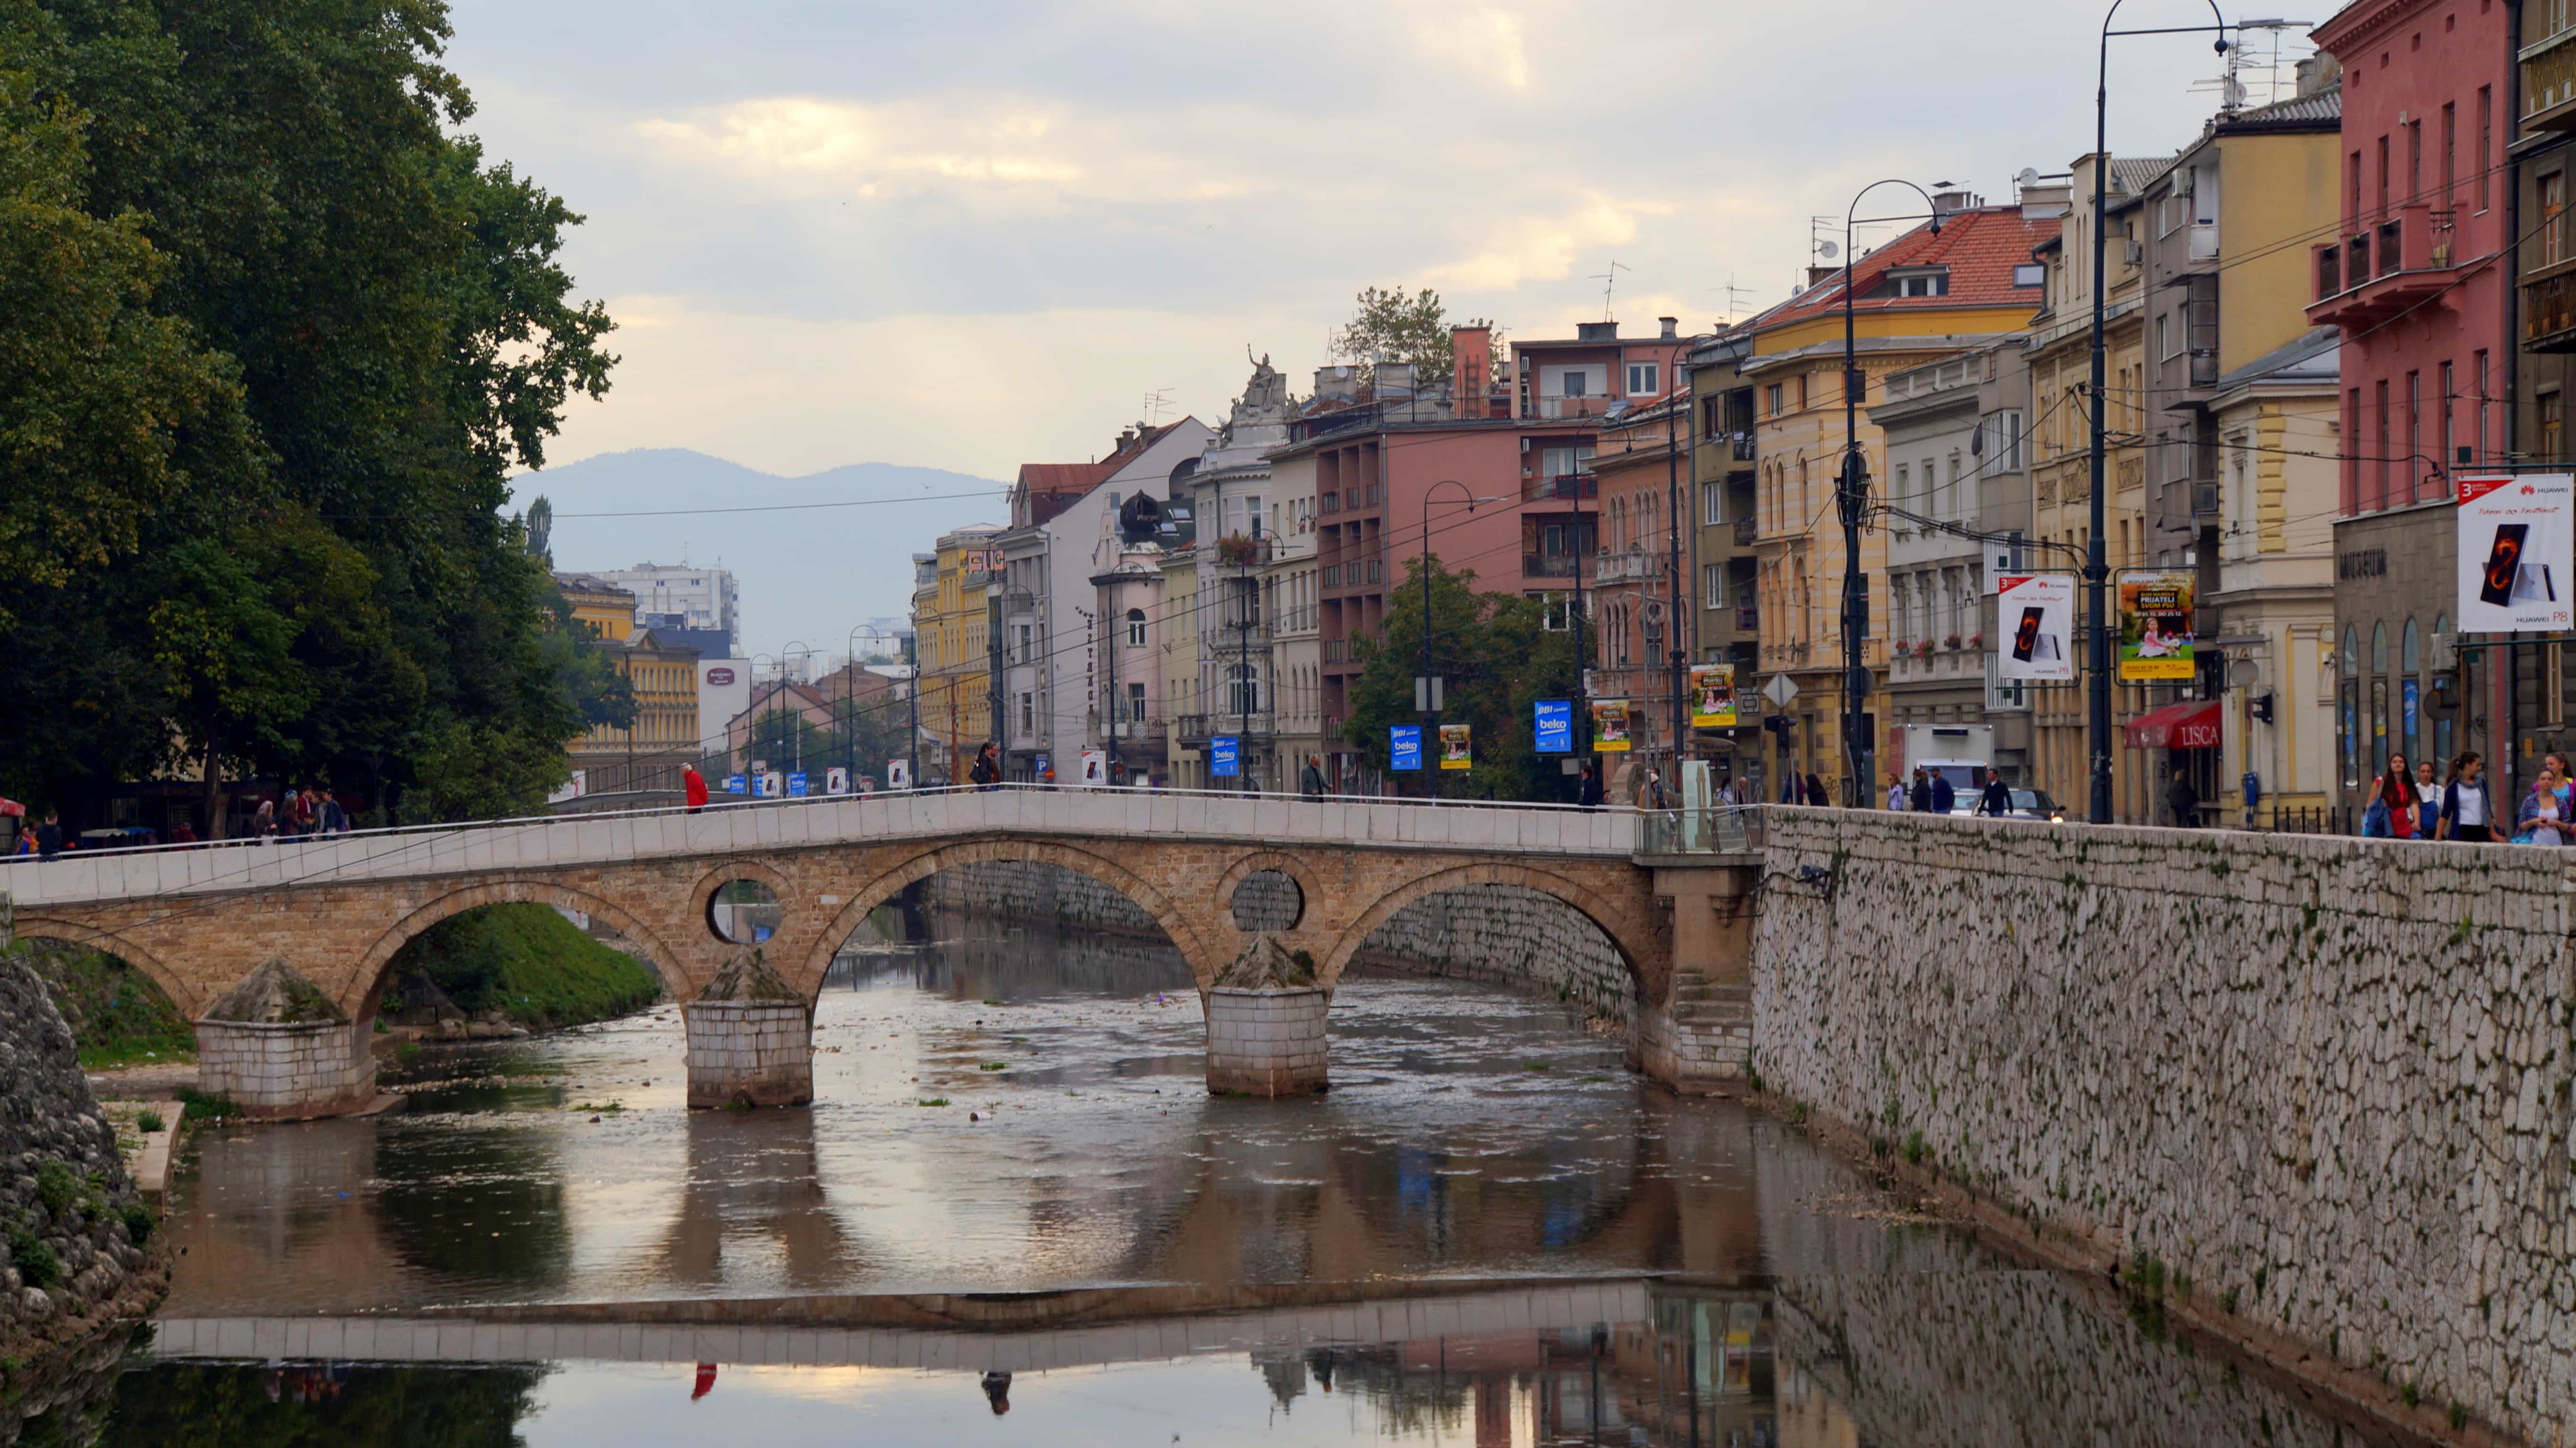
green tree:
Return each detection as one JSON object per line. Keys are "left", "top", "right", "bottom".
{"left": 1341, "top": 555, "right": 1587, "bottom": 801}
{"left": 1328, "top": 285, "right": 1499, "bottom": 386}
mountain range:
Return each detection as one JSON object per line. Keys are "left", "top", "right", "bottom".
{"left": 514, "top": 449, "right": 1007, "bottom": 662}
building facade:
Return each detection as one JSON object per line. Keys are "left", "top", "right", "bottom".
{"left": 592, "top": 563, "right": 740, "bottom": 653}
{"left": 1686, "top": 334, "right": 1763, "bottom": 786}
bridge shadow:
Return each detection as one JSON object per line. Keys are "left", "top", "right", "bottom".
{"left": 654, "top": 1107, "right": 865, "bottom": 1291}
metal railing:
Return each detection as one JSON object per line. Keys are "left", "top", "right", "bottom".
{"left": 1638, "top": 805, "right": 1766, "bottom": 855}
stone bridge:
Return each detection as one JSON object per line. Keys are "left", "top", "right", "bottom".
{"left": 0, "top": 789, "right": 1757, "bottom": 1115}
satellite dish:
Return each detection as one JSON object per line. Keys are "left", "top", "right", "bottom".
{"left": 1816, "top": 240, "right": 1840, "bottom": 260}
{"left": 2014, "top": 167, "right": 2040, "bottom": 188}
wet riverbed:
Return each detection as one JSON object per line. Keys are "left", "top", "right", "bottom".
{"left": 17, "top": 914, "right": 2425, "bottom": 1445}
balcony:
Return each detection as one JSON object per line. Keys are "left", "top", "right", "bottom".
{"left": 2310, "top": 204, "right": 2461, "bottom": 329}
{"left": 1523, "top": 552, "right": 1583, "bottom": 579}
{"left": 1731, "top": 517, "right": 1758, "bottom": 546}
{"left": 1533, "top": 395, "right": 1616, "bottom": 420}
{"left": 2525, "top": 24, "right": 2576, "bottom": 131}
{"left": 1523, "top": 472, "right": 1598, "bottom": 502}
{"left": 1593, "top": 549, "right": 1662, "bottom": 585}
{"left": 1735, "top": 605, "right": 1759, "bottom": 632}
{"left": 2527, "top": 265, "right": 2576, "bottom": 352}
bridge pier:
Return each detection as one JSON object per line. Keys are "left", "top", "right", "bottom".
{"left": 1632, "top": 859, "right": 1759, "bottom": 1094}
{"left": 1203, "top": 987, "right": 1329, "bottom": 1097}
{"left": 683, "top": 1000, "right": 813, "bottom": 1109}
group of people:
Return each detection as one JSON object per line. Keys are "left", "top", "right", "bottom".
{"left": 2361, "top": 751, "right": 2505, "bottom": 842}
{"left": 250, "top": 785, "right": 351, "bottom": 842}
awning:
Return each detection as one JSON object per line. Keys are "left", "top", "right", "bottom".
{"left": 2124, "top": 699, "right": 2222, "bottom": 750}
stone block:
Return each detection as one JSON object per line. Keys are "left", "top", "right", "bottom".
{"left": 684, "top": 998, "right": 812, "bottom": 1108}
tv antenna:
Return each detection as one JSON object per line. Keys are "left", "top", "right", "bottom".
{"left": 1713, "top": 273, "right": 1759, "bottom": 325}
{"left": 1142, "top": 387, "right": 1175, "bottom": 425}
{"left": 1590, "top": 258, "right": 1629, "bottom": 322}
{"left": 2192, "top": 18, "right": 2311, "bottom": 111}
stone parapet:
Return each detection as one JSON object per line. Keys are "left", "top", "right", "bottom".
{"left": 1753, "top": 807, "right": 2576, "bottom": 1444}
{"left": 1203, "top": 987, "right": 1327, "bottom": 1096}
{"left": 194, "top": 1019, "right": 376, "bottom": 1120}
{"left": 683, "top": 1000, "right": 813, "bottom": 1109}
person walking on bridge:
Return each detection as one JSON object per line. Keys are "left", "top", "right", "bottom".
{"left": 1974, "top": 767, "right": 2013, "bottom": 818}
{"left": 682, "top": 763, "right": 709, "bottom": 815}
{"left": 2436, "top": 752, "right": 2492, "bottom": 843}
{"left": 969, "top": 743, "right": 1000, "bottom": 791}
{"left": 1299, "top": 755, "right": 1329, "bottom": 800}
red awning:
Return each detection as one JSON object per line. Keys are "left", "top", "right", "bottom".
{"left": 2124, "top": 699, "right": 2223, "bottom": 750}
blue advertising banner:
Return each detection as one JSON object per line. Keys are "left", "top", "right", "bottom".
{"left": 1534, "top": 699, "right": 1572, "bottom": 754}
{"left": 1211, "top": 737, "right": 1240, "bottom": 776}
{"left": 787, "top": 772, "right": 809, "bottom": 798}
{"left": 1390, "top": 724, "right": 1423, "bottom": 771}
{"left": 2402, "top": 678, "right": 2420, "bottom": 747}
{"left": 724, "top": 775, "right": 746, "bottom": 794}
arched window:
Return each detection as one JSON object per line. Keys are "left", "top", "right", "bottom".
{"left": 2343, "top": 626, "right": 2359, "bottom": 675}
{"left": 1126, "top": 608, "right": 1146, "bottom": 647}
{"left": 2401, "top": 618, "right": 2420, "bottom": 672}
{"left": 2402, "top": 619, "right": 2423, "bottom": 762}
{"left": 2432, "top": 613, "right": 2454, "bottom": 766}
{"left": 2371, "top": 622, "right": 2387, "bottom": 673}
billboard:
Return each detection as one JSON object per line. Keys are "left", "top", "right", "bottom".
{"left": 2457, "top": 473, "right": 2575, "bottom": 633}
{"left": 1211, "top": 737, "right": 1240, "bottom": 777}
{"left": 1995, "top": 573, "right": 2076, "bottom": 682}
{"left": 1534, "top": 700, "right": 1573, "bottom": 754}
{"left": 1591, "top": 700, "right": 1632, "bottom": 752}
{"left": 826, "top": 766, "right": 849, "bottom": 795}
{"left": 1688, "top": 664, "right": 1737, "bottom": 728}
{"left": 2115, "top": 569, "right": 2196, "bottom": 681}
{"left": 1439, "top": 724, "right": 1472, "bottom": 770}
{"left": 1390, "top": 724, "right": 1423, "bottom": 771}
{"left": 698, "top": 658, "right": 751, "bottom": 752}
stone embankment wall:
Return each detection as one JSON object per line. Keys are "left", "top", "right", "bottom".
{"left": 0, "top": 909, "right": 165, "bottom": 1363}
{"left": 1755, "top": 810, "right": 2576, "bottom": 1443}
{"left": 916, "top": 862, "right": 1635, "bottom": 1029}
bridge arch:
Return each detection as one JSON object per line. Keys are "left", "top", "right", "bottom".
{"left": 1319, "top": 861, "right": 1666, "bottom": 1003}
{"left": 800, "top": 838, "right": 1220, "bottom": 994}
{"left": 348, "top": 880, "right": 694, "bottom": 1022}
{"left": 8, "top": 917, "right": 203, "bottom": 1018}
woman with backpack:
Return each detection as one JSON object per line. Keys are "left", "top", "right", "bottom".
{"left": 2361, "top": 752, "right": 2419, "bottom": 838}
{"left": 2436, "top": 752, "right": 2494, "bottom": 843}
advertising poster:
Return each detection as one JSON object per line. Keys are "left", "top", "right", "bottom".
{"left": 787, "top": 772, "right": 809, "bottom": 798}
{"left": 1689, "top": 664, "right": 1737, "bottom": 727}
{"left": 884, "top": 759, "right": 910, "bottom": 791}
{"left": 1439, "top": 723, "right": 1472, "bottom": 770}
{"left": 2456, "top": 473, "right": 2575, "bottom": 632}
{"left": 2116, "top": 569, "right": 2197, "bottom": 681}
{"left": 1078, "top": 750, "right": 1107, "bottom": 785}
{"left": 759, "top": 771, "right": 784, "bottom": 798}
{"left": 1592, "top": 700, "right": 1632, "bottom": 752}
{"left": 1995, "top": 573, "right": 2077, "bottom": 682}
{"left": 826, "top": 767, "right": 848, "bottom": 795}
{"left": 1211, "top": 737, "right": 1240, "bottom": 777}
{"left": 724, "top": 774, "right": 747, "bottom": 794}
{"left": 1534, "top": 700, "right": 1573, "bottom": 754}
{"left": 1390, "top": 724, "right": 1423, "bottom": 771}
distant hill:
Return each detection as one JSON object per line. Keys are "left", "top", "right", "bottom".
{"left": 512, "top": 449, "right": 1007, "bottom": 660}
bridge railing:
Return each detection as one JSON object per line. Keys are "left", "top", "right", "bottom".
{"left": 1637, "top": 805, "right": 1767, "bottom": 856}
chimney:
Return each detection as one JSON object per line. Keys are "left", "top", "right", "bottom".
{"left": 1313, "top": 364, "right": 1361, "bottom": 403}
{"left": 1375, "top": 360, "right": 1416, "bottom": 398}
{"left": 1115, "top": 427, "right": 1137, "bottom": 451}
{"left": 1658, "top": 315, "right": 1678, "bottom": 339}
{"left": 1807, "top": 265, "right": 1841, "bottom": 288}
{"left": 1449, "top": 324, "right": 1491, "bottom": 419}
{"left": 1931, "top": 187, "right": 1982, "bottom": 215}
{"left": 2295, "top": 52, "right": 2342, "bottom": 97}
{"left": 1576, "top": 320, "right": 1619, "bottom": 343}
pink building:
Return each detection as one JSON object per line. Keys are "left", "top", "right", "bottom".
{"left": 2311, "top": 0, "right": 2515, "bottom": 804}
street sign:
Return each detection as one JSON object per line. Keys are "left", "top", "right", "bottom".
{"left": 723, "top": 774, "right": 746, "bottom": 794}
{"left": 1414, "top": 676, "right": 1445, "bottom": 712}
{"left": 1390, "top": 724, "right": 1423, "bottom": 771}
{"left": 1211, "top": 737, "right": 1240, "bottom": 776}
{"left": 787, "top": 772, "right": 809, "bottom": 798}
{"left": 1534, "top": 700, "right": 1573, "bottom": 754}
{"left": 1762, "top": 673, "right": 1800, "bottom": 709}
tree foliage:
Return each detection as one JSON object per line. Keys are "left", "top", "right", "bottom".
{"left": 0, "top": 0, "right": 618, "bottom": 827}
{"left": 1328, "top": 285, "right": 1499, "bottom": 386}
{"left": 1340, "top": 555, "right": 1588, "bottom": 801}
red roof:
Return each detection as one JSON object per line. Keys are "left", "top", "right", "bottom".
{"left": 1015, "top": 461, "right": 1114, "bottom": 493}
{"left": 1748, "top": 205, "right": 2061, "bottom": 334}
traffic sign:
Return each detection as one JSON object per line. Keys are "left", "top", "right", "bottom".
{"left": 1762, "top": 673, "right": 1800, "bottom": 708}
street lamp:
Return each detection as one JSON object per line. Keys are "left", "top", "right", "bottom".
{"left": 1418, "top": 481, "right": 1499, "bottom": 798}
{"left": 2089, "top": 0, "right": 2231, "bottom": 822}
{"left": 1840, "top": 179, "right": 1945, "bottom": 808}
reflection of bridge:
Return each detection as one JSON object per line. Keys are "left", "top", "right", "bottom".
{"left": 3, "top": 788, "right": 1757, "bottom": 1114}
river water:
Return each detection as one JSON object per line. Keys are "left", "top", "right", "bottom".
{"left": 18, "top": 913, "right": 2421, "bottom": 1446}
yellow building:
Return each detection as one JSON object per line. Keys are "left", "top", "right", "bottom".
{"left": 555, "top": 572, "right": 702, "bottom": 794}
{"left": 913, "top": 525, "right": 1003, "bottom": 784}
{"left": 1738, "top": 192, "right": 2060, "bottom": 801}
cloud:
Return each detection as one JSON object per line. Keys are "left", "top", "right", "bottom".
{"left": 1425, "top": 195, "right": 1663, "bottom": 291}
{"left": 1410, "top": 6, "right": 1531, "bottom": 91}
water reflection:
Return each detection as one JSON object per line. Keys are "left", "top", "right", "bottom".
{"left": 657, "top": 1108, "right": 860, "bottom": 1290}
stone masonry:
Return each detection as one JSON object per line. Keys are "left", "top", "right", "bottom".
{"left": 1202, "top": 987, "right": 1330, "bottom": 1096}
{"left": 1755, "top": 808, "right": 2576, "bottom": 1444}
{"left": 683, "top": 1003, "right": 813, "bottom": 1110}
{"left": 194, "top": 1021, "right": 375, "bottom": 1120}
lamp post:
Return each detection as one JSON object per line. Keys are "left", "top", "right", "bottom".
{"left": 2090, "top": 0, "right": 2231, "bottom": 822}
{"left": 1840, "top": 180, "right": 1944, "bottom": 807}
{"left": 1417, "top": 481, "right": 1496, "bottom": 798}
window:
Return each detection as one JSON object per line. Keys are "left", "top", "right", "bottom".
{"left": 1015, "top": 624, "right": 1031, "bottom": 663}
{"left": 1125, "top": 608, "right": 1146, "bottom": 647}
{"left": 1702, "top": 480, "right": 1723, "bottom": 525}
{"left": 1889, "top": 270, "right": 1948, "bottom": 297}
{"left": 1226, "top": 664, "right": 1262, "bottom": 716}
{"left": 2376, "top": 133, "right": 2390, "bottom": 216}
{"left": 2545, "top": 392, "right": 2566, "bottom": 463}
{"left": 1626, "top": 361, "right": 1660, "bottom": 395}
{"left": 1562, "top": 371, "right": 1588, "bottom": 398}
{"left": 1705, "top": 562, "right": 1725, "bottom": 609}
{"left": 2439, "top": 360, "right": 2456, "bottom": 471}
{"left": 2012, "top": 263, "right": 2045, "bottom": 287}
{"left": 1981, "top": 410, "right": 2026, "bottom": 472}
{"left": 1019, "top": 692, "right": 1034, "bottom": 733}
{"left": 1127, "top": 681, "right": 1146, "bottom": 723}
{"left": 2476, "top": 350, "right": 2492, "bottom": 460}
{"left": 2407, "top": 371, "right": 2422, "bottom": 494}
{"left": 2478, "top": 86, "right": 2494, "bottom": 211}
{"left": 1765, "top": 383, "right": 1784, "bottom": 415}
{"left": 2545, "top": 173, "right": 2568, "bottom": 269}
{"left": 2407, "top": 119, "right": 2422, "bottom": 203}
{"left": 2375, "top": 378, "right": 2391, "bottom": 508}
{"left": 1893, "top": 463, "right": 1911, "bottom": 513}
{"left": 2155, "top": 313, "right": 2176, "bottom": 361}
{"left": 1541, "top": 444, "right": 1595, "bottom": 479}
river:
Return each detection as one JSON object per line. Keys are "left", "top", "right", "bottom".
{"left": 16, "top": 911, "right": 2423, "bottom": 1445}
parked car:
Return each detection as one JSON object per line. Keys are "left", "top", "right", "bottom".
{"left": 1951, "top": 787, "right": 2064, "bottom": 822}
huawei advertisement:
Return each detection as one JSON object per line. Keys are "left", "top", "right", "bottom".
{"left": 2456, "top": 474, "right": 2574, "bottom": 633}
{"left": 1993, "top": 573, "right": 2076, "bottom": 682}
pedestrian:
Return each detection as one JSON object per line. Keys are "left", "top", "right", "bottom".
{"left": 1299, "top": 755, "right": 1329, "bottom": 800}
{"left": 319, "top": 788, "right": 347, "bottom": 835}
{"left": 1641, "top": 768, "right": 1671, "bottom": 811}
{"left": 2516, "top": 752, "right": 2576, "bottom": 846}
{"left": 2362, "top": 753, "right": 2415, "bottom": 838}
{"left": 1928, "top": 769, "right": 1956, "bottom": 815}
{"left": 2168, "top": 770, "right": 2203, "bottom": 829}
{"left": 1909, "top": 767, "right": 1932, "bottom": 814}
{"left": 34, "top": 810, "right": 63, "bottom": 860}
{"left": 1578, "top": 759, "right": 1605, "bottom": 811}
{"left": 682, "top": 763, "right": 709, "bottom": 815}
{"left": 1714, "top": 773, "right": 1741, "bottom": 808}
{"left": 253, "top": 796, "right": 277, "bottom": 844}
{"left": 1803, "top": 771, "right": 1829, "bottom": 807}
{"left": 289, "top": 786, "right": 315, "bottom": 841}
{"left": 1974, "top": 766, "right": 2014, "bottom": 818}
{"left": 969, "top": 743, "right": 1000, "bottom": 790}
{"left": 2412, "top": 758, "right": 2442, "bottom": 840}
{"left": 2437, "top": 752, "right": 2493, "bottom": 843}
{"left": 1886, "top": 772, "right": 1908, "bottom": 811}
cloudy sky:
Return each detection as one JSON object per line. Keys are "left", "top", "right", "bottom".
{"left": 451, "top": 0, "right": 2314, "bottom": 484}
